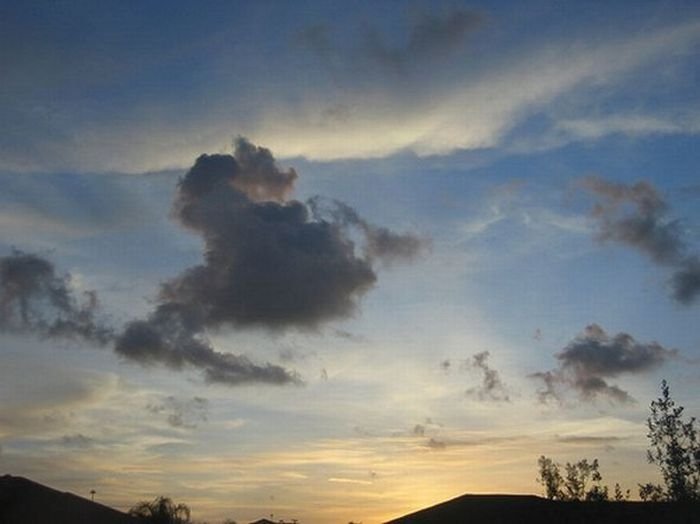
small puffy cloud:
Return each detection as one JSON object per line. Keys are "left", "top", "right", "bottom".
{"left": 60, "top": 434, "right": 96, "bottom": 448}
{"left": 146, "top": 396, "right": 209, "bottom": 429}
{"left": 465, "top": 351, "right": 510, "bottom": 402}
{"left": 426, "top": 437, "right": 447, "bottom": 450}
{"left": 532, "top": 324, "right": 676, "bottom": 404}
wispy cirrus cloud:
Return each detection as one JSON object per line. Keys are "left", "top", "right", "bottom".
{"left": 3, "top": 10, "right": 699, "bottom": 172}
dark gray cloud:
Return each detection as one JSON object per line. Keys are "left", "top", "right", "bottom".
{"left": 60, "top": 434, "right": 95, "bottom": 449}
{"left": 2, "top": 138, "right": 422, "bottom": 387}
{"left": 0, "top": 250, "right": 112, "bottom": 345}
{"left": 298, "top": 8, "right": 481, "bottom": 77}
{"left": 146, "top": 396, "right": 209, "bottom": 429}
{"left": 365, "top": 9, "right": 482, "bottom": 73}
{"left": 115, "top": 304, "right": 299, "bottom": 386}
{"left": 583, "top": 176, "right": 700, "bottom": 304}
{"left": 584, "top": 176, "right": 684, "bottom": 264}
{"left": 440, "top": 359, "right": 451, "bottom": 373}
{"left": 426, "top": 437, "right": 447, "bottom": 450}
{"left": 164, "top": 140, "right": 375, "bottom": 330}
{"left": 115, "top": 137, "right": 422, "bottom": 384}
{"left": 532, "top": 324, "right": 676, "bottom": 404}
{"left": 465, "top": 351, "right": 510, "bottom": 402}
{"left": 413, "top": 424, "right": 426, "bottom": 437}
{"left": 670, "top": 256, "right": 700, "bottom": 305}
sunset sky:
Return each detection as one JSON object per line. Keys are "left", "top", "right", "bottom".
{"left": 1, "top": 1, "right": 700, "bottom": 523}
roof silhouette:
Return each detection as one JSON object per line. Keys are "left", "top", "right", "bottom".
{"left": 0, "top": 474, "right": 139, "bottom": 524}
{"left": 384, "top": 493, "right": 700, "bottom": 524}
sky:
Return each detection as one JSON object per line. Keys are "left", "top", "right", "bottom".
{"left": 1, "top": 0, "right": 700, "bottom": 522}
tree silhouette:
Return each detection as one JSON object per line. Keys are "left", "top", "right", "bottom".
{"left": 644, "top": 379, "right": 700, "bottom": 501}
{"left": 537, "top": 456, "right": 563, "bottom": 500}
{"left": 537, "top": 456, "right": 608, "bottom": 501}
{"left": 129, "top": 496, "right": 191, "bottom": 524}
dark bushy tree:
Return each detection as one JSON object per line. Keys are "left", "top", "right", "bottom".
{"left": 129, "top": 496, "right": 191, "bottom": 524}
{"left": 644, "top": 380, "right": 700, "bottom": 501}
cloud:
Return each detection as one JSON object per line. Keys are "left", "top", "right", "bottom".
{"left": 555, "top": 114, "right": 700, "bottom": 141}
{"left": 60, "top": 433, "right": 96, "bottom": 448}
{"left": 583, "top": 177, "right": 700, "bottom": 304}
{"left": 426, "top": 437, "right": 447, "bottom": 450}
{"left": 308, "top": 197, "right": 429, "bottom": 265}
{"left": 146, "top": 396, "right": 209, "bottom": 429}
{"left": 362, "top": 9, "right": 482, "bottom": 74}
{"left": 299, "top": 9, "right": 482, "bottom": 76}
{"left": 0, "top": 248, "right": 296, "bottom": 387}
{"left": 115, "top": 304, "right": 299, "bottom": 386}
{"left": 583, "top": 177, "right": 684, "bottom": 264}
{"left": 0, "top": 250, "right": 112, "bottom": 344}
{"left": 555, "top": 435, "right": 623, "bottom": 446}
{"left": 3, "top": 10, "right": 700, "bottom": 173}
{"left": 255, "top": 19, "right": 700, "bottom": 162}
{"left": 115, "top": 137, "right": 422, "bottom": 384}
{"left": 670, "top": 256, "right": 700, "bottom": 305}
{"left": 532, "top": 324, "right": 676, "bottom": 404}
{"left": 465, "top": 351, "right": 510, "bottom": 402}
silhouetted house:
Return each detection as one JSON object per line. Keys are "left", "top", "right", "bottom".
{"left": 0, "top": 474, "right": 139, "bottom": 524}
{"left": 249, "top": 519, "right": 297, "bottom": 524}
{"left": 385, "top": 493, "right": 700, "bottom": 524}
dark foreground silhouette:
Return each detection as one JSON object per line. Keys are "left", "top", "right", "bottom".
{"left": 4, "top": 475, "right": 700, "bottom": 524}
{"left": 385, "top": 493, "right": 700, "bottom": 524}
{"left": 0, "top": 475, "right": 139, "bottom": 524}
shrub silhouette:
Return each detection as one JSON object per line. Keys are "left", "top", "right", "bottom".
{"left": 129, "top": 496, "right": 191, "bottom": 524}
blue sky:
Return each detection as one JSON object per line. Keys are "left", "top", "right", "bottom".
{"left": 1, "top": 1, "right": 700, "bottom": 523}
